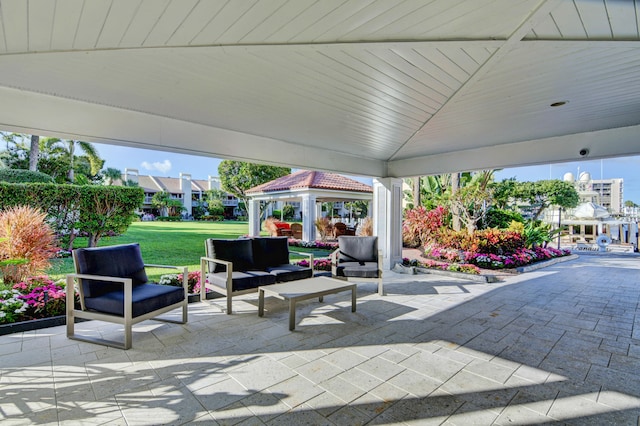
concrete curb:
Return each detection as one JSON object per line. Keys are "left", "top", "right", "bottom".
{"left": 403, "top": 254, "right": 579, "bottom": 282}
{"left": 414, "top": 267, "right": 499, "bottom": 283}
{"left": 514, "top": 254, "right": 579, "bottom": 273}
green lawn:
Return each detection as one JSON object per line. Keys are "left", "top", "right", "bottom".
{"left": 47, "top": 221, "right": 331, "bottom": 281}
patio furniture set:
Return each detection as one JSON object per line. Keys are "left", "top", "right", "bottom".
{"left": 65, "top": 236, "right": 382, "bottom": 349}
{"left": 269, "top": 220, "right": 355, "bottom": 240}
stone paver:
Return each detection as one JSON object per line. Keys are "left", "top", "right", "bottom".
{"left": 2, "top": 254, "right": 640, "bottom": 424}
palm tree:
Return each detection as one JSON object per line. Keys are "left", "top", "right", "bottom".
{"left": 451, "top": 172, "right": 460, "bottom": 231}
{"left": 29, "top": 135, "right": 39, "bottom": 171}
{"left": 40, "top": 138, "right": 103, "bottom": 182}
{"left": 66, "top": 140, "right": 102, "bottom": 182}
{"left": 103, "top": 167, "right": 122, "bottom": 185}
{"left": 412, "top": 176, "right": 421, "bottom": 208}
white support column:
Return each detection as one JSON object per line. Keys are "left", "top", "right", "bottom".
{"left": 248, "top": 199, "right": 261, "bottom": 237}
{"left": 302, "top": 194, "right": 317, "bottom": 241}
{"left": 315, "top": 203, "right": 323, "bottom": 220}
{"left": 373, "top": 178, "right": 403, "bottom": 270}
{"left": 180, "top": 173, "right": 192, "bottom": 216}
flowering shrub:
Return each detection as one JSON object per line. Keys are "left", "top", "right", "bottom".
{"left": 288, "top": 239, "right": 338, "bottom": 250}
{"left": 401, "top": 257, "right": 481, "bottom": 275}
{"left": 463, "top": 246, "right": 571, "bottom": 270}
{"left": 422, "top": 223, "right": 571, "bottom": 271}
{"left": 447, "top": 263, "right": 482, "bottom": 274}
{"left": 296, "top": 258, "right": 332, "bottom": 271}
{"left": 423, "top": 243, "right": 465, "bottom": 263}
{"left": 470, "top": 229, "right": 524, "bottom": 254}
{"left": 159, "top": 270, "right": 202, "bottom": 294}
{"left": 55, "top": 249, "right": 72, "bottom": 258}
{"left": 427, "top": 228, "right": 525, "bottom": 256}
{"left": 13, "top": 277, "right": 67, "bottom": 318}
{"left": 0, "top": 276, "right": 74, "bottom": 324}
{"left": 0, "top": 289, "right": 29, "bottom": 324}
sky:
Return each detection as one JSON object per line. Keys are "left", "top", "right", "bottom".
{"left": 494, "top": 157, "right": 640, "bottom": 204}
{"left": 96, "top": 143, "right": 640, "bottom": 203}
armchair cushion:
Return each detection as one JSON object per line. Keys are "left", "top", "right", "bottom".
{"left": 84, "top": 283, "right": 184, "bottom": 317}
{"left": 335, "top": 261, "right": 379, "bottom": 279}
{"left": 337, "top": 236, "right": 378, "bottom": 263}
{"left": 252, "top": 237, "right": 290, "bottom": 269}
{"left": 206, "top": 239, "right": 255, "bottom": 272}
{"left": 74, "top": 243, "right": 148, "bottom": 298}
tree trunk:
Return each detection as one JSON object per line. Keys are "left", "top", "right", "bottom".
{"left": 466, "top": 222, "right": 476, "bottom": 235}
{"left": 451, "top": 172, "right": 461, "bottom": 231}
{"left": 67, "top": 140, "right": 75, "bottom": 182}
{"left": 412, "top": 176, "right": 421, "bottom": 208}
{"left": 88, "top": 233, "right": 100, "bottom": 248}
{"left": 29, "top": 135, "right": 39, "bottom": 171}
{"left": 67, "top": 232, "right": 77, "bottom": 251}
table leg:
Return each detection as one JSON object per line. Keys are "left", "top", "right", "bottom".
{"left": 258, "top": 289, "right": 265, "bottom": 317}
{"left": 351, "top": 287, "right": 356, "bottom": 312}
{"left": 289, "top": 299, "right": 296, "bottom": 331}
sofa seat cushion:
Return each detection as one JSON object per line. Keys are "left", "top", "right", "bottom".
{"left": 266, "top": 264, "right": 313, "bottom": 282}
{"left": 84, "top": 283, "right": 184, "bottom": 317}
{"left": 336, "top": 261, "right": 379, "bottom": 279}
{"left": 207, "top": 270, "right": 277, "bottom": 292}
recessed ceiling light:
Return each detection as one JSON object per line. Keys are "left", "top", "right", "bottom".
{"left": 550, "top": 101, "right": 568, "bottom": 107}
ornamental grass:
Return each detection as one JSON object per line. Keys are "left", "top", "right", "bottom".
{"left": 0, "top": 206, "right": 57, "bottom": 284}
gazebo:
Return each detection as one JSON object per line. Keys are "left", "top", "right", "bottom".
{"left": 246, "top": 170, "right": 373, "bottom": 242}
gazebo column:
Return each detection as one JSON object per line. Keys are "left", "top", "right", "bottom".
{"left": 373, "top": 178, "right": 403, "bottom": 270}
{"left": 248, "top": 199, "right": 261, "bottom": 237}
{"left": 302, "top": 194, "right": 317, "bottom": 242}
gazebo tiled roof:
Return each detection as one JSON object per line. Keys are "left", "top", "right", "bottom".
{"left": 247, "top": 170, "right": 372, "bottom": 194}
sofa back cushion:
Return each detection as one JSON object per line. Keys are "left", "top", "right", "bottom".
{"left": 205, "top": 238, "right": 255, "bottom": 272}
{"left": 252, "top": 237, "right": 290, "bottom": 269}
{"left": 337, "top": 236, "right": 378, "bottom": 263}
{"left": 73, "top": 243, "right": 148, "bottom": 298}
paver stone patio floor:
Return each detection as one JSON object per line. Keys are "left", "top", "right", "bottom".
{"left": 2, "top": 254, "right": 640, "bottom": 425}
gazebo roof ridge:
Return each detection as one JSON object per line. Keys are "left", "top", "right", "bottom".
{"left": 246, "top": 170, "right": 373, "bottom": 195}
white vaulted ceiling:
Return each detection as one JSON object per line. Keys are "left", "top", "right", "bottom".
{"left": 0, "top": 0, "right": 639, "bottom": 177}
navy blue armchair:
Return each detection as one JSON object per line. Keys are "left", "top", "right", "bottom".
{"left": 66, "top": 243, "right": 188, "bottom": 349}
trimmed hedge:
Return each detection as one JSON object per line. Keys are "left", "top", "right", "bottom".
{"left": 0, "top": 183, "right": 144, "bottom": 248}
{"left": 0, "top": 169, "right": 54, "bottom": 183}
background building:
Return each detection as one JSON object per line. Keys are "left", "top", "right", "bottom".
{"left": 120, "top": 168, "right": 240, "bottom": 218}
{"left": 568, "top": 172, "right": 624, "bottom": 213}
{"left": 591, "top": 178, "right": 624, "bottom": 214}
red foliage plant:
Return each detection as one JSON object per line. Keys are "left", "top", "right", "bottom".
{"left": 402, "top": 206, "right": 449, "bottom": 248}
{"left": 0, "top": 206, "right": 57, "bottom": 284}
{"left": 426, "top": 228, "right": 525, "bottom": 257}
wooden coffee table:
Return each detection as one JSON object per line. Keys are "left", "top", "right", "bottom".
{"left": 258, "top": 276, "right": 356, "bottom": 330}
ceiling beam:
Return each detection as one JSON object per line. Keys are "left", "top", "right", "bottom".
{"left": 0, "top": 85, "right": 386, "bottom": 176}
{"left": 387, "top": 124, "right": 640, "bottom": 177}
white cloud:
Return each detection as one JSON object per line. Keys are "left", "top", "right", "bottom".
{"left": 141, "top": 160, "right": 172, "bottom": 174}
